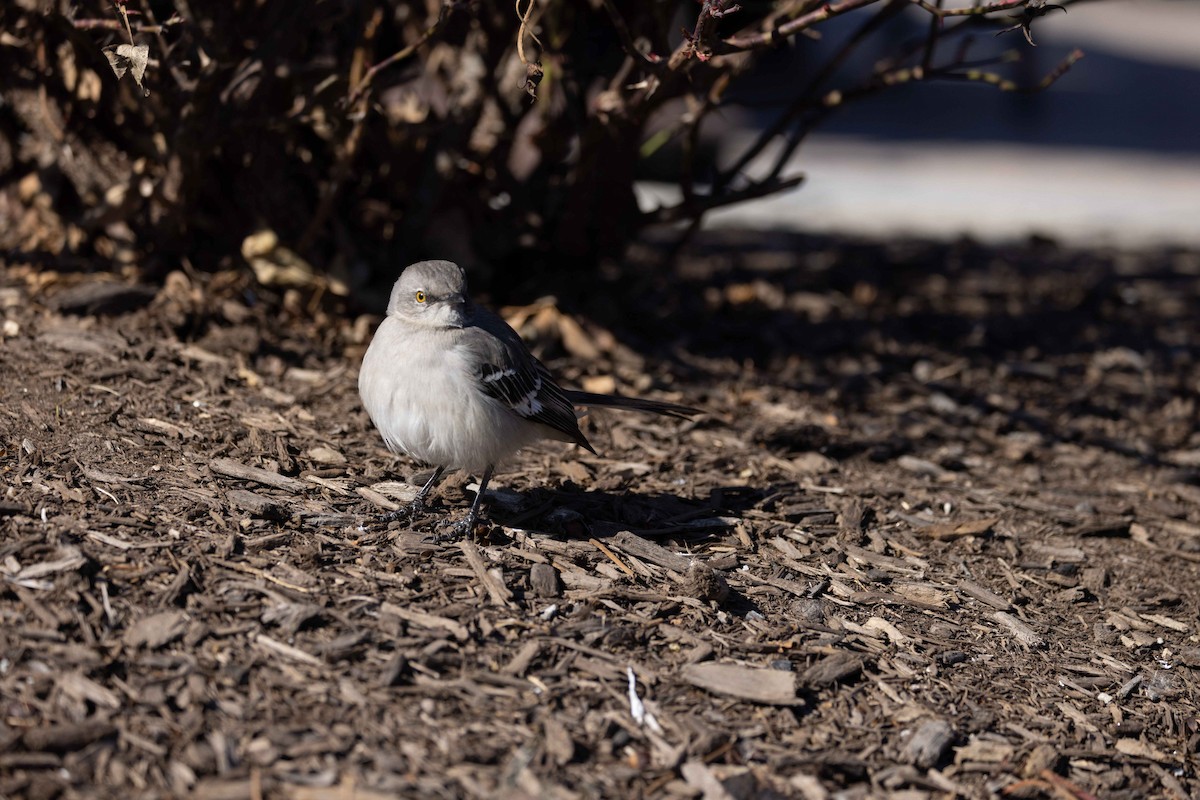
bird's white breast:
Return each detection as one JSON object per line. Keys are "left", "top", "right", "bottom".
{"left": 358, "top": 319, "right": 547, "bottom": 474}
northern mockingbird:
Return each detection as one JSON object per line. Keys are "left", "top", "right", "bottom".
{"left": 359, "top": 260, "right": 697, "bottom": 535}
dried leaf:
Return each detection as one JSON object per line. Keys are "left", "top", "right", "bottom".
{"left": 104, "top": 43, "right": 151, "bottom": 96}
{"left": 241, "top": 230, "right": 347, "bottom": 294}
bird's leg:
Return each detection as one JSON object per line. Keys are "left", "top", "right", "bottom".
{"left": 381, "top": 466, "right": 446, "bottom": 523}
{"left": 447, "top": 464, "right": 495, "bottom": 539}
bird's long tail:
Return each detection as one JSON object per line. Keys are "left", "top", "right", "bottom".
{"left": 562, "top": 390, "right": 699, "bottom": 420}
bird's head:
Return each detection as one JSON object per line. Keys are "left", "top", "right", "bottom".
{"left": 387, "top": 260, "right": 470, "bottom": 329}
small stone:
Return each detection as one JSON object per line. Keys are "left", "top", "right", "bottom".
{"left": 530, "top": 563, "right": 561, "bottom": 597}
{"left": 902, "top": 719, "right": 955, "bottom": 768}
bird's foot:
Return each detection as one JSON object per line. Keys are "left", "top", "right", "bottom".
{"left": 427, "top": 512, "right": 487, "bottom": 543}
{"left": 380, "top": 496, "right": 428, "bottom": 525}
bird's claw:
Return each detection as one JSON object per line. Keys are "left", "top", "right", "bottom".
{"left": 380, "top": 497, "right": 427, "bottom": 524}
{"left": 416, "top": 518, "right": 477, "bottom": 544}
{"left": 430, "top": 514, "right": 486, "bottom": 542}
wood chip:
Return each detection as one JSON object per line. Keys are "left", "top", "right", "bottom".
{"left": 847, "top": 589, "right": 943, "bottom": 613}
{"left": 958, "top": 580, "right": 1012, "bottom": 611}
{"left": 458, "top": 540, "right": 515, "bottom": 607}
{"left": 80, "top": 466, "right": 148, "bottom": 484}
{"left": 1115, "top": 738, "right": 1176, "bottom": 763}
{"left": 681, "top": 662, "right": 801, "bottom": 706}
{"left": 610, "top": 530, "right": 728, "bottom": 600}
{"left": 897, "top": 455, "right": 949, "bottom": 479}
{"left": 842, "top": 543, "right": 923, "bottom": 574}
{"left": 211, "top": 458, "right": 307, "bottom": 492}
{"left": 356, "top": 485, "right": 400, "bottom": 511}
{"left": 287, "top": 784, "right": 398, "bottom": 800}
{"left": 136, "top": 416, "right": 198, "bottom": 439}
{"left": 254, "top": 633, "right": 323, "bottom": 667}
{"left": 799, "top": 653, "right": 864, "bottom": 688}
{"left": 227, "top": 488, "right": 290, "bottom": 520}
{"left": 37, "top": 326, "right": 124, "bottom": 359}
{"left": 1139, "top": 613, "right": 1189, "bottom": 633}
{"left": 379, "top": 602, "right": 469, "bottom": 640}
{"left": 22, "top": 720, "right": 117, "bottom": 752}
{"left": 542, "top": 716, "right": 576, "bottom": 767}
{"left": 889, "top": 581, "right": 953, "bottom": 608}
{"left": 922, "top": 518, "right": 997, "bottom": 540}
{"left": 863, "top": 616, "right": 908, "bottom": 644}
{"left": 305, "top": 445, "right": 346, "bottom": 465}
{"left": 993, "top": 611, "right": 1046, "bottom": 649}
{"left": 124, "top": 610, "right": 189, "bottom": 649}
{"left": 788, "top": 452, "right": 839, "bottom": 476}
{"left": 680, "top": 760, "right": 739, "bottom": 800}
{"left": 50, "top": 281, "right": 156, "bottom": 315}
{"left": 501, "top": 640, "right": 542, "bottom": 676}
{"left": 0, "top": 501, "right": 30, "bottom": 517}
{"left": 14, "top": 547, "right": 88, "bottom": 582}
{"left": 610, "top": 530, "right": 694, "bottom": 572}
{"left": 954, "top": 734, "right": 1016, "bottom": 764}
{"left": 58, "top": 672, "right": 121, "bottom": 709}
{"left": 12, "top": 584, "right": 65, "bottom": 628}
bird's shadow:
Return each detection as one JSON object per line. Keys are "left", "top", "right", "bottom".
{"left": 421, "top": 480, "right": 766, "bottom": 542}
{"left": 384, "top": 474, "right": 763, "bottom": 544}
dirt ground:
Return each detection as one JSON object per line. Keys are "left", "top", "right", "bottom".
{"left": 1, "top": 232, "right": 1199, "bottom": 800}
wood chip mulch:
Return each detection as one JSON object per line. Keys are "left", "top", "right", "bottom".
{"left": 2, "top": 234, "right": 1198, "bottom": 799}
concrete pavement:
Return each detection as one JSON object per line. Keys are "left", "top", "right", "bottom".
{"left": 637, "top": 0, "right": 1200, "bottom": 247}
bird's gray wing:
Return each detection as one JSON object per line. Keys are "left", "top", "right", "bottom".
{"left": 460, "top": 310, "right": 596, "bottom": 453}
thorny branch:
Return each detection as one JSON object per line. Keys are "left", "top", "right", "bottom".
{"left": 719, "top": 0, "right": 886, "bottom": 53}
{"left": 650, "top": 0, "right": 1089, "bottom": 239}
{"left": 994, "top": 0, "right": 1068, "bottom": 46}
{"left": 650, "top": 173, "right": 806, "bottom": 225}
{"left": 680, "top": 73, "right": 734, "bottom": 205}
{"left": 921, "top": 0, "right": 944, "bottom": 73}
{"left": 910, "top": 0, "right": 1031, "bottom": 17}
{"left": 713, "top": 0, "right": 908, "bottom": 198}
{"left": 2, "top": 0, "right": 1098, "bottom": 281}
{"left": 675, "top": 0, "right": 744, "bottom": 64}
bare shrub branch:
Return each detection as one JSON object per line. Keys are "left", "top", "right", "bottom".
{"left": 0, "top": 0, "right": 1099, "bottom": 287}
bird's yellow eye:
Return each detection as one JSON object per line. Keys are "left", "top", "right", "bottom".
{"left": 415, "top": 291, "right": 426, "bottom": 303}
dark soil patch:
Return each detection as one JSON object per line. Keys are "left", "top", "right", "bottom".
{"left": 2, "top": 234, "right": 1199, "bottom": 799}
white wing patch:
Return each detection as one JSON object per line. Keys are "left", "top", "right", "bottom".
{"left": 482, "top": 368, "right": 517, "bottom": 384}
{"left": 510, "top": 376, "right": 543, "bottom": 417}
{"left": 473, "top": 337, "right": 588, "bottom": 447}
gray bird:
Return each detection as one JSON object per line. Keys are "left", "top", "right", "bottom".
{"left": 358, "top": 260, "right": 697, "bottom": 535}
